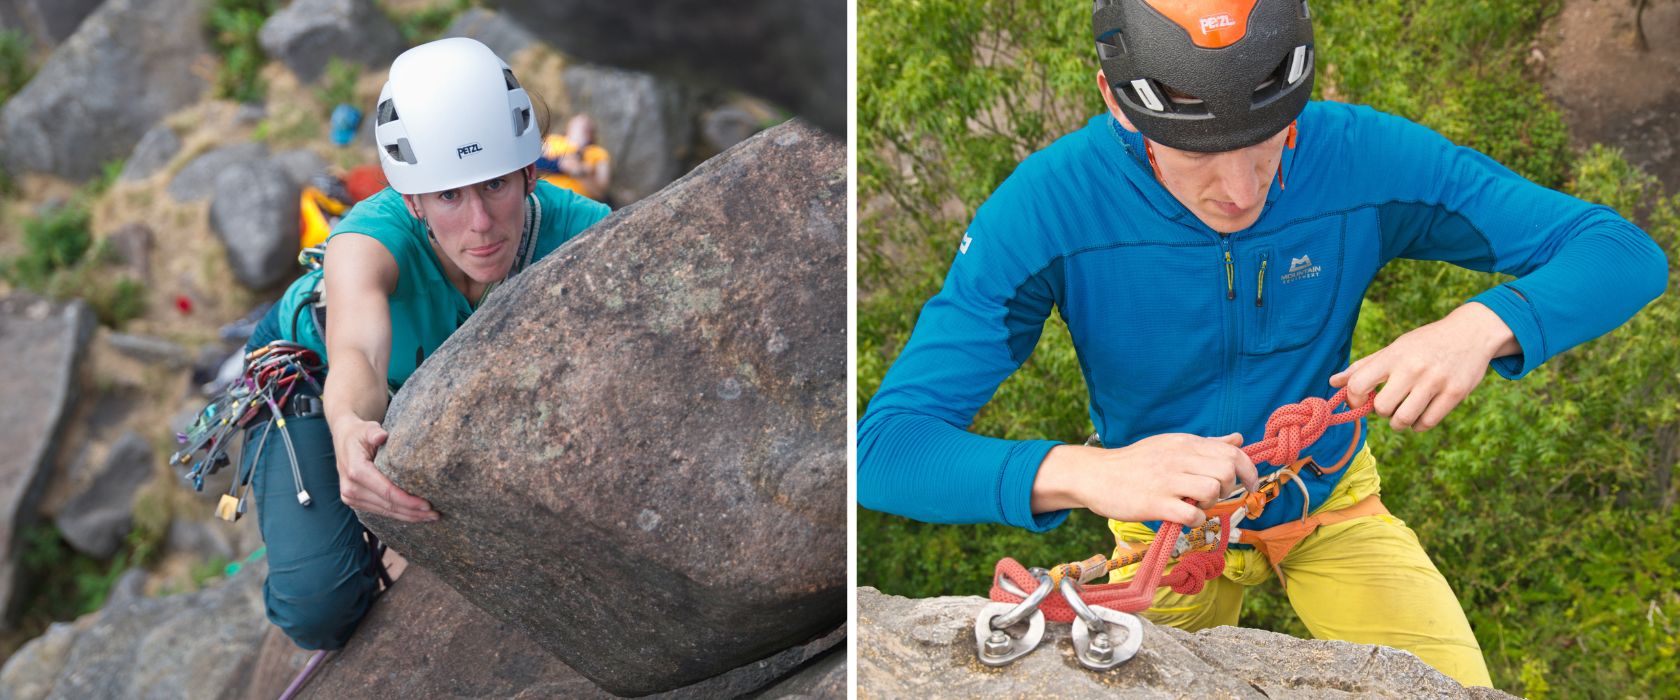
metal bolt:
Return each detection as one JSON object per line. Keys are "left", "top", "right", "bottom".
{"left": 1087, "top": 631, "right": 1113, "bottom": 662}
{"left": 982, "top": 630, "right": 1013, "bottom": 658}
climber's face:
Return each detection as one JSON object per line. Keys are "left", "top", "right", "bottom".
{"left": 402, "top": 165, "right": 537, "bottom": 284}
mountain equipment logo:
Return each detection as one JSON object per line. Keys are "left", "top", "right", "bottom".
{"left": 1200, "top": 13, "right": 1236, "bottom": 35}
{"left": 456, "top": 143, "right": 482, "bottom": 158}
{"left": 960, "top": 233, "right": 973, "bottom": 254}
{"left": 1281, "top": 254, "right": 1321, "bottom": 284}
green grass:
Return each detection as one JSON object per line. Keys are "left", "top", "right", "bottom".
{"left": 1, "top": 171, "right": 149, "bottom": 328}
{"left": 391, "top": 0, "right": 472, "bottom": 47}
{"left": 0, "top": 29, "right": 32, "bottom": 109}
{"left": 859, "top": 0, "right": 1680, "bottom": 695}
{"left": 314, "top": 57, "right": 360, "bottom": 114}
{"left": 206, "top": 0, "right": 277, "bottom": 103}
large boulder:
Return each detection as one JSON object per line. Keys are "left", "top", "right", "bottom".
{"left": 54, "top": 431, "right": 155, "bottom": 559}
{"left": 0, "top": 295, "right": 93, "bottom": 627}
{"left": 0, "top": 0, "right": 207, "bottom": 181}
{"left": 442, "top": 7, "right": 534, "bottom": 61}
{"left": 258, "top": 0, "right": 406, "bottom": 84}
{"left": 297, "top": 565, "right": 845, "bottom": 698}
{"left": 561, "top": 63, "right": 699, "bottom": 205}
{"left": 364, "top": 119, "right": 846, "bottom": 696}
{"left": 168, "top": 142, "right": 269, "bottom": 203}
{"left": 488, "top": 0, "right": 844, "bottom": 135}
{"left": 0, "top": 560, "right": 268, "bottom": 700}
{"left": 0, "top": 0, "right": 103, "bottom": 49}
{"left": 857, "top": 588, "right": 1515, "bottom": 699}
{"left": 208, "top": 159, "right": 302, "bottom": 290}
{"left": 117, "top": 125, "right": 181, "bottom": 182}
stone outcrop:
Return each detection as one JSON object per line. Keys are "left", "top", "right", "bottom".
{"left": 561, "top": 63, "right": 699, "bottom": 204}
{"left": 0, "top": 295, "right": 93, "bottom": 626}
{"left": 364, "top": 119, "right": 845, "bottom": 696}
{"left": 117, "top": 125, "right": 180, "bottom": 182}
{"left": 54, "top": 431, "right": 154, "bottom": 559}
{"left": 258, "top": 0, "right": 405, "bottom": 84}
{"left": 0, "top": 0, "right": 207, "bottom": 181}
{"left": 208, "top": 159, "right": 303, "bottom": 290}
{"left": 298, "top": 565, "right": 845, "bottom": 699}
{"left": 488, "top": 0, "right": 844, "bottom": 135}
{"left": 0, "top": 560, "right": 268, "bottom": 700}
{"left": 168, "top": 142, "right": 269, "bottom": 203}
{"left": 857, "top": 587, "right": 1516, "bottom": 699}
{"left": 442, "top": 7, "right": 534, "bottom": 61}
{"left": 0, "top": 0, "right": 103, "bottom": 49}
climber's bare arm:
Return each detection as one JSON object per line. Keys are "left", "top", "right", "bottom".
{"left": 322, "top": 233, "right": 437, "bottom": 523}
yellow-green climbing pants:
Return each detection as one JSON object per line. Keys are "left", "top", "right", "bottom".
{"left": 1107, "top": 445, "right": 1493, "bottom": 687}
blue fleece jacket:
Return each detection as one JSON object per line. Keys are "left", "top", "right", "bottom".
{"left": 857, "top": 101, "right": 1669, "bottom": 533}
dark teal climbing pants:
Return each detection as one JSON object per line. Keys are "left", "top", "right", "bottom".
{"left": 243, "top": 310, "right": 379, "bottom": 651}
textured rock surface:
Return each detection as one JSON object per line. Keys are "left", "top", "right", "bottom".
{"left": 0, "top": 296, "right": 93, "bottom": 626}
{"left": 561, "top": 63, "right": 698, "bottom": 205}
{"left": 300, "top": 565, "right": 845, "bottom": 699}
{"left": 0, "top": 0, "right": 207, "bottom": 181}
{"left": 118, "top": 125, "right": 181, "bottom": 182}
{"left": 0, "top": 560, "right": 268, "bottom": 700}
{"left": 489, "top": 0, "right": 844, "bottom": 135}
{"left": 208, "top": 159, "right": 302, "bottom": 290}
{"left": 0, "top": 0, "right": 103, "bottom": 47}
{"left": 857, "top": 588, "right": 1516, "bottom": 699}
{"left": 365, "top": 119, "right": 845, "bottom": 696}
{"left": 54, "top": 431, "right": 154, "bottom": 558}
{"left": 168, "top": 142, "right": 269, "bottom": 203}
{"left": 258, "top": 0, "right": 405, "bottom": 83}
{"left": 443, "top": 7, "right": 534, "bottom": 61}
{"left": 270, "top": 148, "right": 328, "bottom": 188}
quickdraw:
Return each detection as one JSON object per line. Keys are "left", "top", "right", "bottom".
{"left": 974, "top": 388, "right": 1374, "bottom": 670}
{"left": 171, "top": 341, "right": 325, "bottom": 521}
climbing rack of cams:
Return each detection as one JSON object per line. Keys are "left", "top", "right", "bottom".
{"left": 974, "top": 388, "right": 1374, "bottom": 671}
{"left": 171, "top": 341, "right": 325, "bottom": 521}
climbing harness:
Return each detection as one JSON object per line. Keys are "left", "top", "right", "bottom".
{"left": 974, "top": 388, "right": 1373, "bottom": 670}
{"left": 171, "top": 341, "right": 325, "bottom": 520}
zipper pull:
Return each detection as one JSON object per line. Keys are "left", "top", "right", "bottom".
{"left": 1256, "top": 257, "right": 1268, "bottom": 307}
{"left": 1224, "top": 250, "right": 1235, "bottom": 301}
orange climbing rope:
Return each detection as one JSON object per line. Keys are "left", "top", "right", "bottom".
{"left": 989, "top": 388, "right": 1374, "bottom": 622}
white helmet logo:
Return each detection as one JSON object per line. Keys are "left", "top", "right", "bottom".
{"left": 457, "top": 143, "right": 483, "bottom": 158}
{"left": 1199, "top": 13, "right": 1236, "bottom": 34}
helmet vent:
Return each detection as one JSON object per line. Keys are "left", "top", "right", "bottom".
{"left": 504, "top": 68, "right": 521, "bottom": 91}
{"left": 1096, "top": 29, "right": 1126, "bottom": 56}
{"left": 514, "top": 106, "right": 531, "bottom": 135}
{"left": 384, "top": 137, "right": 416, "bottom": 165}
{"left": 1252, "top": 47, "right": 1305, "bottom": 108}
{"left": 377, "top": 99, "right": 399, "bottom": 126}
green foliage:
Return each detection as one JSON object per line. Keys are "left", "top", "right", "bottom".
{"left": 314, "top": 57, "right": 360, "bottom": 114}
{"left": 391, "top": 0, "right": 472, "bottom": 47}
{"left": 6, "top": 204, "right": 92, "bottom": 289}
{"left": 859, "top": 0, "right": 1680, "bottom": 695}
{"left": 2, "top": 181, "right": 149, "bottom": 328}
{"left": 18, "top": 525, "right": 133, "bottom": 623}
{"left": 0, "top": 28, "right": 32, "bottom": 109}
{"left": 206, "top": 0, "right": 277, "bottom": 103}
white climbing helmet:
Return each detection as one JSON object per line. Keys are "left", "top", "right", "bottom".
{"left": 374, "top": 37, "right": 541, "bottom": 195}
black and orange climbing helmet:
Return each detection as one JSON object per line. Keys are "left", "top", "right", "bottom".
{"left": 1093, "top": 0, "right": 1314, "bottom": 153}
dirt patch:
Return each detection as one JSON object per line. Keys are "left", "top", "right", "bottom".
{"left": 1541, "top": 0, "right": 1680, "bottom": 191}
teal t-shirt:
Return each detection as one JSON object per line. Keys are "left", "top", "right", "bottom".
{"left": 274, "top": 180, "right": 610, "bottom": 389}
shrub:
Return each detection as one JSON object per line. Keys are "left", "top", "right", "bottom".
{"left": 206, "top": 0, "right": 278, "bottom": 104}
{"left": 0, "top": 28, "right": 32, "bottom": 108}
